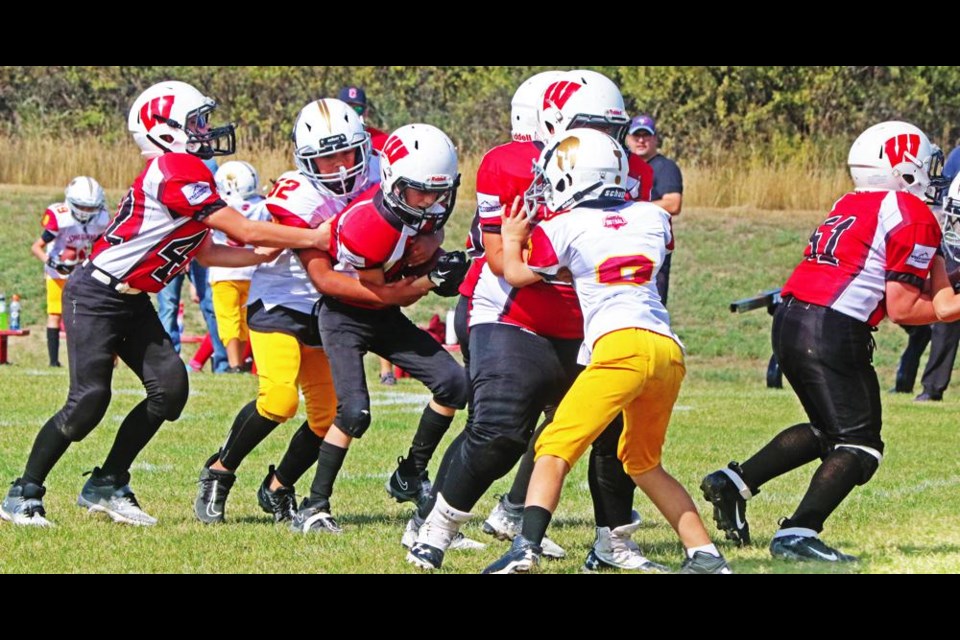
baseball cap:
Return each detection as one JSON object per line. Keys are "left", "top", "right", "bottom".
{"left": 338, "top": 86, "right": 367, "bottom": 108}
{"left": 629, "top": 114, "right": 656, "bottom": 136}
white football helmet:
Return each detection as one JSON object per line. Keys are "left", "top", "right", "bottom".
{"left": 380, "top": 124, "right": 460, "bottom": 232}
{"left": 128, "top": 80, "right": 235, "bottom": 160}
{"left": 940, "top": 174, "right": 960, "bottom": 262}
{"left": 293, "top": 99, "right": 371, "bottom": 198}
{"left": 848, "top": 121, "right": 941, "bottom": 198}
{"left": 537, "top": 69, "right": 629, "bottom": 143}
{"left": 215, "top": 161, "right": 260, "bottom": 200}
{"left": 64, "top": 176, "right": 105, "bottom": 223}
{"left": 525, "top": 128, "right": 628, "bottom": 215}
{"left": 511, "top": 70, "right": 565, "bottom": 143}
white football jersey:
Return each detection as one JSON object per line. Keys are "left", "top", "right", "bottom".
{"left": 248, "top": 161, "right": 379, "bottom": 315}
{"left": 527, "top": 200, "right": 681, "bottom": 363}
{"left": 207, "top": 194, "right": 271, "bottom": 283}
{"left": 41, "top": 202, "right": 111, "bottom": 280}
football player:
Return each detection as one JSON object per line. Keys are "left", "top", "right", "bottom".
{"left": 30, "top": 177, "right": 111, "bottom": 367}
{"left": 482, "top": 128, "right": 730, "bottom": 574}
{"left": 290, "top": 123, "right": 473, "bottom": 535}
{"left": 209, "top": 160, "right": 271, "bottom": 372}
{"left": 407, "top": 70, "right": 662, "bottom": 572}
{"left": 0, "top": 80, "right": 330, "bottom": 528}
{"left": 194, "top": 99, "right": 430, "bottom": 525}
{"left": 701, "top": 121, "right": 947, "bottom": 562}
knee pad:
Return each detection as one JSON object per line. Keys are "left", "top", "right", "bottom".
{"left": 58, "top": 387, "right": 112, "bottom": 442}
{"left": 148, "top": 365, "right": 189, "bottom": 421}
{"left": 462, "top": 425, "right": 528, "bottom": 481}
{"left": 259, "top": 383, "right": 300, "bottom": 423}
{"left": 433, "top": 368, "right": 470, "bottom": 411}
{"left": 337, "top": 403, "right": 372, "bottom": 438}
{"left": 834, "top": 444, "right": 882, "bottom": 485}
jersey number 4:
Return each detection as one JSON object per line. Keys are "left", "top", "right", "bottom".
{"left": 807, "top": 215, "right": 855, "bottom": 267}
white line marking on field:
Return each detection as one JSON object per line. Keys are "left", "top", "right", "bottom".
{"left": 371, "top": 392, "right": 432, "bottom": 407}
{"left": 868, "top": 475, "right": 960, "bottom": 500}
{"left": 131, "top": 462, "right": 174, "bottom": 473}
{"left": 23, "top": 369, "right": 65, "bottom": 376}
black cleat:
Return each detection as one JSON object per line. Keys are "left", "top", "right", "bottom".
{"left": 257, "top": 465, "right": 297, "bottom": 523}
{"left": 770, "top": 534, "right": 857, "bottom": 562}
{"left": 385, "top": 456, "right": 431, "bottom": 505}
{"left": 407, "top": 542, "right": 446, "bottom": 570}
{"left": 482, "top": 535, "right": 542, "bottom": 574}
{"left": 194, "top": 453, "right": 236, "bottom": 524}
{"left": 679, "top": 551, "right": 732, "bottom": 574}
{"left": 289, "top": 499, "right": 342, "bottom": 534}
{"left": 701, "top": 463, "right": 751, "bottom": 546}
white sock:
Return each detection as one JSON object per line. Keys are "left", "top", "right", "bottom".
{"left": 417, "top": 493, "right": 472, "bottom": 550}
{"left": 774, "top": 527, "right": 818, "bottom": 539}
{"left": 687, "top": 543, "right": 721, "bottom": 559}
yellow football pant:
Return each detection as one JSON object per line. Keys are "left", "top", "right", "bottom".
{"left": 46, "top": 277, "right": 67, "bottom": 315}
{"left": 249, "top": 329, "right": 336, "bottom": 437}
{"left": 536, "top": 328, "right": 685, "bottom": 476}
{"left": 212, "top": 280, "right": 250, "bottom": 344}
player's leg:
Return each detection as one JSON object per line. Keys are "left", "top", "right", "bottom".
{"left": 45, "top": 277, "right": 67, "bottom": 367}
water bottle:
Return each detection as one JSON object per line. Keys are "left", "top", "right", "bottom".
{"left": 0, "top": 293, "right": 7, "bottom": 331}
{"left": 9, "top": 294, "right": 20, "bottom": 331}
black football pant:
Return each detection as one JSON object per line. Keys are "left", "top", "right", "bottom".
{"left": 23, "top": 263, "right": 188, "bottom": 486}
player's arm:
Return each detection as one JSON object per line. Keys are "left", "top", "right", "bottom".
{"left": 930, "top": 255, "right": 960, "bottom": 322}
{"left": 194, "top": 235, "right": 282, "bottom": 268}
{"left": 886, "top": 280, "right": 938, "bottom": 325}
{"left": 204, "top": 206, "right": 329, "bottom": 251}
{"left": 299, "top": 249, "right": 431, "bottom": 308}
{"left": 31, "top": 236, "right": 51, "bottom": 262}
{"left": 483, "top": 233, "right": 505, "bottom": 276}
{"left": 500, "top": 196, "right": 542, "bottom": 288}
{"left": 406, "top": 229, "right": 445, "bottom": 267}
{"left": 653, "top": 192, "right": 683, "bottom": 216}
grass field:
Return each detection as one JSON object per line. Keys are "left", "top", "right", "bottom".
{"left": 1, "top": 186, "right": 959, "bottom": 574}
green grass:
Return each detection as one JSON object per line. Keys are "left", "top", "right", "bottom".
{"left": 2, "top": 187, "right": 960, "bottom": 573}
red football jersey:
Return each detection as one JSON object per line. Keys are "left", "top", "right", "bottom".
{"left": 367, "top": 125, "right": 390, "bottom": 154}
{"left": 627, "top": 154, "right": 654, "bottom": 202}
{"left": 468, "top": 140, "right": 583, "bottom": 339}
{"left": 90, "top": 153, "right": 224, "bottom": 293}
{"left": 782, "top": 190, "right": 942, "bottom": 326}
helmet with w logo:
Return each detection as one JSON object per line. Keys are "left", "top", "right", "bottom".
{"left": 537, "top": 69, "right": 629, "bottom": 143}
{"left": 848, "top": 121, "right": 942, "bottom": 198}
{"left": 128, "top": 80, "right": 236, "bottom": 160}
{"left": 380, "top": 124, "right": 461, "bottom": 232}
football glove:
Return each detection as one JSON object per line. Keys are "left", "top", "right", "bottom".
{"left": 47, "top": 256, "right": 76, "bottom": 276}
{"left": 428, "top": 251, "right": 470, "bottom": 297}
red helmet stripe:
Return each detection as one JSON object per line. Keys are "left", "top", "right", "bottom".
{"left": 383, "top": 136, "right": 410, "bottom": 165}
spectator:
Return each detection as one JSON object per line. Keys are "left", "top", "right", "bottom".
{"left": 625, "top": 114, "right": 684, "bottom": 305}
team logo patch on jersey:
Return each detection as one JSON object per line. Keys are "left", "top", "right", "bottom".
{"left": 603, "top": 214, "right": 627, "bottom": 230}
{"left": 182, "top": 182, "right": 213, "bottom": 205}
{"left": 906, "top": 244, "right": 937, "bottom": 269}
{"left": 478, "top": 195, "right": 502, "bottom": 214}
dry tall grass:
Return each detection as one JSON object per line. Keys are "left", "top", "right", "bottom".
{"left": 0, "top": 135, "right": 849, "bottom": 210}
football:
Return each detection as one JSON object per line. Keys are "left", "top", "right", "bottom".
{"left": 400, "top": 248, "right": 443, "bottom": 278}
{"left": 59, "top": 246, "right": 80, "bottom": 265}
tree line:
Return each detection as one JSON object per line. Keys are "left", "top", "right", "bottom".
{"left": 2, "top": 66, "right": 959, "bottom": 162}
